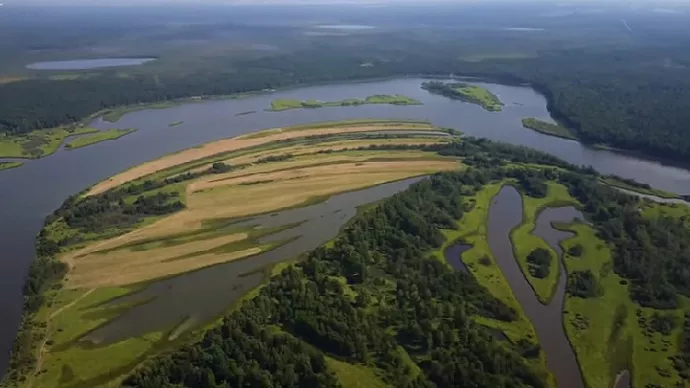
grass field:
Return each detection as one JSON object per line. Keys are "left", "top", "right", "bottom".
{"left": 100, "top": 102, "right": 181, "bottom": 123}
{"left": 0, "top": 161, "right": 23, "bottom": 171}
{"left": 510, "top": 183, "right": 579, "bottom": 304}
{"left": 558, "top": 221, "right": 689, "bottom": 388}
{"left": 25, "top": 121, "right": 464, "bottom": 388}
{"left": 521, "top": 118, "right": 577, "bottom": 140}
{"left": 65, "top": 128, "right": 137, "bottom": 150}
{"left": 452, "top": 84, "right": 503, "bottom": 111}
{"left": 0, "top": 127, "right": 98, "bottom": 158}
{"left": 326, "top": 357, "right": 389, "bottom": 388}
{"left": 86, "top": 120, "right": 447, "bottom": 195}
{"left": 268, "top": 94, "right": 422, "bottom": 111}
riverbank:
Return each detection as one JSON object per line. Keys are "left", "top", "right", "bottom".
{"left": 0, "top": 127, "right": 98, "bottom": 159}
{"left": 3, "top": 121, "right": 461, "bottom": 388}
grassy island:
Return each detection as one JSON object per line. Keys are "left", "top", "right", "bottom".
{"left": 0, "top": 161, "right": 23, "bottom": 171}
{"left": 65, "top": 128, "right": 137, "bottom": 150}
{"left": 0, "top": 127, "right": 98, "bottom": 159}
{"left": 268, "top": 94, "right": 422, "bottom": 112}
{"left": 421, "top": 81, "right": 503, "bottom": 111}
{"left": 168, "top": 120, "right": 184, "bottom": 127}
{"left": 521, "top": 118, "right": 576, "bottom": 140}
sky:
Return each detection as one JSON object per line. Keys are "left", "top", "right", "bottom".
{"left": 4, "top": 0, "right": 689, "bottom": 6}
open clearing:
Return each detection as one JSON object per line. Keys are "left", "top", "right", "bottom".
{"left": 86, "top": 120, "right": 445, "bottom": 195}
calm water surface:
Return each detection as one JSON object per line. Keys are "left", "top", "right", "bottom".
{"left": 443, "top": 243, "right": 471, "bottom": 273}
{"left": 26, "top": 58, "right": 157, "bottom": 70}
{"left": 2, "top": 77, "right": 690, "bottom": 375}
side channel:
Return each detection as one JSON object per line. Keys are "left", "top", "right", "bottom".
{"left": 486, "top": 185, "right": 585, "bottom": 388}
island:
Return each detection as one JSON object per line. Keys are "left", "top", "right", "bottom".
{"left": 268, "top": 94, "right": 422, "bottom": 112}
{"left": 64, "top": 128, "right": 137, "bottom": 150}
{"left": 521, "top": 117, "right": 576, "bottom": 140}
{"left": 421, "top": 81, "right": 504, "bottom": 111}
{"left": 168, "top": 120, "right": 184, "bottom": 127}
{"left": 6, "top": 120, "right": 690, "bottom": 388}
{"left": 0, "top": 127, "right": 98, "bottom": 159}
{"left": 0, "top": 161, "right": 23, "bottom": 171}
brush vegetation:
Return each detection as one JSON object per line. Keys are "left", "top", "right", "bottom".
{"left": 422, "top": 81, "right": 503, "bottom": 111}
{"left": 64, "top": 128, "right": 137, "bottom": 150}
{"left": 521, "top": 118, "right": 576, "bottom": 140}
{"left": 269, "top": 94, "right": 422, "bottom": 111}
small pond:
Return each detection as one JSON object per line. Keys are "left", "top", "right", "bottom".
{"left": 26, "top": 58, "right": 157, "bottom": 70}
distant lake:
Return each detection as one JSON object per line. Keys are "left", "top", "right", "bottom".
{"left": 314, "top": 24, "right": 375, "bottom": 30}
{"left": 26, "top": 57, "right": 157, "bottom": 70}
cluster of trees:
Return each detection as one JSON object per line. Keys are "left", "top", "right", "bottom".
{"left": 566, "top": 270, "right": 602, "bottom": 298}
{"left": 674, "top": 313, "right": 690, "bottom": 379}
{"left": 126, "top": 170, "right": 547, "bottom": 388}
{"left": 526, "top": 248, "right": 552, "bottom": 279}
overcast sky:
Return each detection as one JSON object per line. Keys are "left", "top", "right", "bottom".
{"left": 3, "top": 0, "right": 688, "bottom": 6}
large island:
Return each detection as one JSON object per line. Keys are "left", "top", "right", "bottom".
{"left": 4, "top": 120, "right": 690, "bottom": 388}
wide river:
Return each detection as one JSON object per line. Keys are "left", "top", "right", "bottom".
{"left": 1, "top": 77, "right": 690, "bottom": 376}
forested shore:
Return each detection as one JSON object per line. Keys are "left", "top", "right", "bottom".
{"left": 2, "top": 43, "right": 690, "bottom": 163}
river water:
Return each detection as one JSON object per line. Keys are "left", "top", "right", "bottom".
{"left": 2, "top": 77, "right": 690, "bottom": 376}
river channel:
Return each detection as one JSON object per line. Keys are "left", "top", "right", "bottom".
{"left": 2, "top": 77, "right": 690, "bottom": 375}
{"left": 486, "top": 186, "right": 585, "bottom": 388}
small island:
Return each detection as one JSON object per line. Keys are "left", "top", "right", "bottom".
{"left": 65, "top": 128, "right": 137, "bottom": 150}
{"left": 268, "top": 94, "right": 422, "bottom": 112}
{"left": 0, "top": 161, "right": 23, "bottom": 171}
{"left": 421, "top": 81, "right": 503, "bottom": 111}
{"left": 0, "top": 127, "right": 98, "bottom": 159}
{"left": 168, "top": 121, "right": 184, "bottom": 127}
{"left": 521, "top": 118, "right": 576, "bottom": 140}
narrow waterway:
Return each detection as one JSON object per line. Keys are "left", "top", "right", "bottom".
{"left": 487, "top": 186, "right": 585, "bottom": 388}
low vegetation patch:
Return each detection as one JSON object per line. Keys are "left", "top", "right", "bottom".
{"left": 269, "top": 94, "right": 422, "bottom": 111}
{"left": 521, "top": 118, "right": 576, "bottom": 140}
{"left": 422, "top": 81, "right": 503, "bottom": 111}
{"left": 0, "top": 127, "right": 98, "bottom": 158}
{"left": 65, "top": 128, "right": 137, "bottom": 150}
{"left": 0, "top": 161, "right": 23, "bottom": 171}
{"left": 510, "top": 181, "right": 577, "bottom": 304}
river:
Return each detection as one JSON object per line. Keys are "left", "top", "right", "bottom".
{"left": 2, "top": 77, "right": 690, "bottom": 376}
